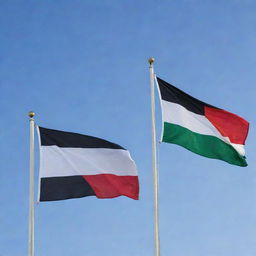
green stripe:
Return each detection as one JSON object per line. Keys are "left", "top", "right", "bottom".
{"left": 162, "top": 122, "right": 247, "bottom": 167}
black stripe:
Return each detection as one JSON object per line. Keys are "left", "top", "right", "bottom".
{"left": 157, "top": 77, "right": 218, "bottom": 115}
{"left": 40, "top": 176, "right": 96, "bottom": 201}
{"left": 39, "top": 127, "right": 125, "bottom": 149}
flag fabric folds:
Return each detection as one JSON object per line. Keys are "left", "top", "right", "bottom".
{"left": 37, "top": 127, "right": 139, "bottom": 201}
{"left": 156, "top": 77, "right": 249, "bottom": 167}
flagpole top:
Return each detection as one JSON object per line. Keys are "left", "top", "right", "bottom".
{"left": 28, "top": 111, "right": 35, "bottom": 118}
{"left": 148, "top": 57, "right": 155, "bottom": 65}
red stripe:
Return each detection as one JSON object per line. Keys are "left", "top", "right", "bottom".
{"left": 205, "top": 106, "right": 249, "bottom": 144}
{"left": 82, "top": 174, "right": 139, "bottom": 200}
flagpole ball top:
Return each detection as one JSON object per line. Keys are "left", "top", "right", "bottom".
{"left": 148, "top": 57, "right": 155, "bottom": 65}
{"left": 28, "top": 111, "right": 35, "bottom": 118}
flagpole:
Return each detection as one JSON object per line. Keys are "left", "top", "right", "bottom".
{"left": 148, "top": 57, "right": 160, "bottom": 256}
{"left": 28, "top": 111, "right": 35, "bottom": 256}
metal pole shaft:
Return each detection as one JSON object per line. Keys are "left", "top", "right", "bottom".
{"left": 149, "top": 58, "right": 160, "bottom": 256}
{"left": 28, "top": 111, "right": 35, "bottom": 256}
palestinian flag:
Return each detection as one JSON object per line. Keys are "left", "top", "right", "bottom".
{"left": 156, "top": 77, "right": 249, "bottom": 167}
{"left": 37, "top": 127, "right": 139, "bottom": 201}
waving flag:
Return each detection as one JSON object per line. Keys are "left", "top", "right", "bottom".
{"left": 156, "top": 77, "right": 249, "bottom": 166}
{"left": 37, "top": 127, "right": 139, "bottom": 201}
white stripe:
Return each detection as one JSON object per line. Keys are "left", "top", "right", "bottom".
{"left": 39, "top": 146, "right": 138, "bottom": 178}
{"left": 161, "top": 100, "right": 245, "bottom": 156}
{"left": 230, "top": 143, "right": 245, "bottom": 157}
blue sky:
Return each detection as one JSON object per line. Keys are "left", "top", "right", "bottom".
{"left": 0, "top": 1, "right": 256, "bottom": 255}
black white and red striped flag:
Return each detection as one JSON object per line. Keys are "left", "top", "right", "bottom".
{"left": 37, "top": 127, "right": 139, "bottom": 201}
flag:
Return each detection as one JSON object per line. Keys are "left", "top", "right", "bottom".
{"left": 37, "top": 127, "right": 139, "bottom": 201}
{"left": 156, "top": 77, "right": 249, "bottom": 167}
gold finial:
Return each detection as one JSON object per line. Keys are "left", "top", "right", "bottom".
{"left": 148, "top": 57, "right": 155, "bottom": 65}
{"left": 28, "top": 111, "right": 35, "bottom": 118}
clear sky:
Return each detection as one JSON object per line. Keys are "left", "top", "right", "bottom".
{"left": 0, "top": 1, "right": 256, "bottom": 255}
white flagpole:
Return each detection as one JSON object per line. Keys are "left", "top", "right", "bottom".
{"left": 28, "top": 111, "right": 35, "bottom": 256}
{"left": 148, "top": 57, "right": 160, "bottom": 256}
